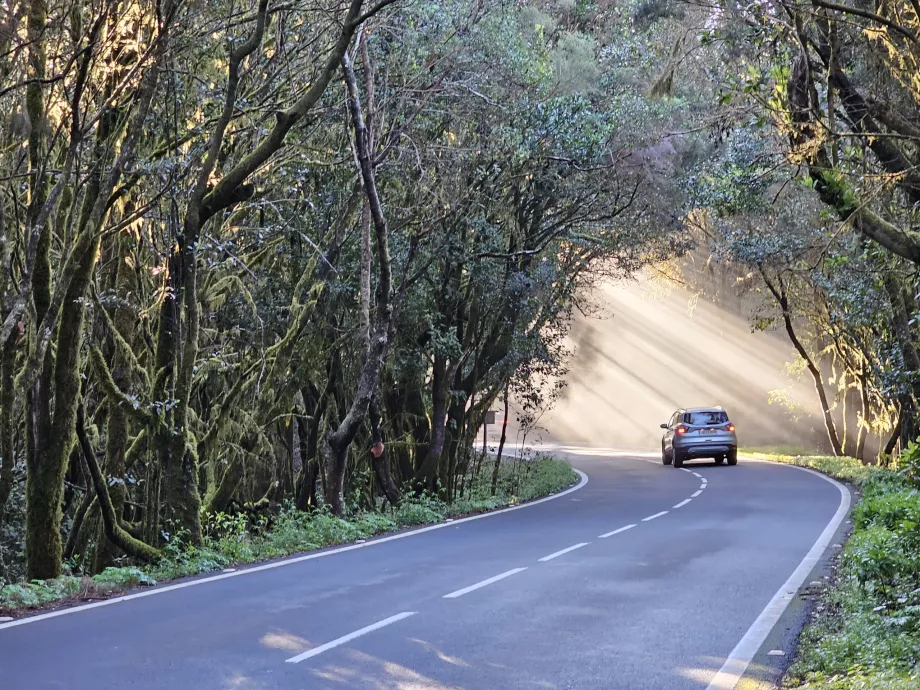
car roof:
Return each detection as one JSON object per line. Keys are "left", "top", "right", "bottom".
{"left": 680, "top": 406, "right": 725, "bottom": 413}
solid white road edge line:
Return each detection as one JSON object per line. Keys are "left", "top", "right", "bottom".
{"left": 538, "top": 543, "right": 589, "bottom": 562}
{"left": 705, "top": 464, "right": 851, "bottom": 690}
{"left": 673, "top": 499, "right": 692, "bottom": 509}
{"left": 599, "top": 524, "right": 636, "bottom": 538}
{"left": 443, "top": 568, "right": 527, "bottom": 599}
{"left": 0, "top": 470, "right": 588, "bottom": 632}
{"left": 691, "top": 490, "right": 703, "bottom": 498}
{"left": 285, "top": 611, "right": 417, "bottom": 664}
{"left": 642, "top": 511, "right": 668, "bottom": 522}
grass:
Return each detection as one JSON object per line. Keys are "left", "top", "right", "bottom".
{"left": 740, "top": 445, "right": 821, "bottom": 457}
{"left": 744, "top": 451, "right": 920, "bottom": 689}
{"left": 0, "top": 453, "right": 577, "bottom": 614}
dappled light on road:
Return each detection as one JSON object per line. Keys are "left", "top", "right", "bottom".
{"left": 311, "top": 649, "right": 465, "bottom": 689}
{"left": 408, "top": 638, "right": 471, "bottom": 668}
{"left": 259, "top": 630, "right": 312, "bottom": 652}
{"left": 676, "top": 658, "right": 724, "bottom": 685}
{"left": 222, "top": 672, "right": 263, "bottom": 689}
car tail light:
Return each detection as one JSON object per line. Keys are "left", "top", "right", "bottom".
{"left": 676, "top": 426, "right": 687, "bottom": 435}
{"left": 727, "top": 424, "right": 735, "bottom": 432}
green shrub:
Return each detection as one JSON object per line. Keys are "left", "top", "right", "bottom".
{"left": 395, "top": 493, "right": 447, "bottom": 525}
{"left": 793, "top": 669, "right": 919, "bottom": 689}
{"left": 772, "top": 451, "right": 920, "bottom": 688}
{"left": 853, "top": 491, "right": 920, "bottom": 531}
{"left": 92, "top": 567, "right": 156, "bottom": 589}
{"left": 896, "top": 439, "right": 920, "bottom": 490}
{"left": 0, "top": 576, "right": 81, "bottom": 609}
{"left": 515, "top": 455, "right": 578, "bottom": 501}
{"left": 353, "top": 512, "right": 397, "bottom": 535}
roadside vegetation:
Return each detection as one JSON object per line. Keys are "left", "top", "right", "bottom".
{"left": 0, "top": 0, "right": 679, "bottom": 592}
{"left": 3, "top": 7, "right": 920, "bottom": 684}
{"left": 1, "top": 455, "right": 576, "bottom": 614}
{"left": 746, "top": 451, "right": 920, "bottom": 689}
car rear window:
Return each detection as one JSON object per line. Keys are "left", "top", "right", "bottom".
{"left": 686, "top": 411, "right": 728, "bottom": 425}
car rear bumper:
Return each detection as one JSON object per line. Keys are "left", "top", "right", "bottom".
{"left": 678, "top": 443, "right": 734, "bottom": 457}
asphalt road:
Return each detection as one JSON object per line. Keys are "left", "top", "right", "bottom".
{"left": 0, "top": 450, "right": 848, "bottom": 690}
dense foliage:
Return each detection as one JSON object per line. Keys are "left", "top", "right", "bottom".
{"left": 0, "top": 0, "right": 678, "bottom": 585}
{"left": 656, "top": 0, "right": 920, "bottom": 464}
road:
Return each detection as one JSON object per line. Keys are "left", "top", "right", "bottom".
{"left": 0, "top": 450, "right": 848, "bottom": 690}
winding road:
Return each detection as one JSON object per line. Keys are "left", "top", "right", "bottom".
{"left": 0, "top": 450, "right": 849, "bottom": 690}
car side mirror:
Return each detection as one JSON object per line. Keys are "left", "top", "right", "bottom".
{"left": 660, "top": 423, "right": 668, "bottom": 429}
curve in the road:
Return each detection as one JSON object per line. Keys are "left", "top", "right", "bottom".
{"left": 0, "top": 468, "right": 590, "bottom": 632}
{"left": 705, "top": 461, "right": 850, "bottom": 690}
{"left": 280, "top": 466, "right": 713, "bottom": 667}
{"left": 0, "top": 453, "right": 851, "bottom": 690}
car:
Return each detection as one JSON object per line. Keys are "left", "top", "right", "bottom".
{"left": 660, "top": 406, "right": 737, "bottom": 468}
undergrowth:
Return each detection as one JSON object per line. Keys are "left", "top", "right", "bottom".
{"left": 1, "top": 453, "right": 576, "bottom": 613}
{"left": 747, "top": 452, "right": 920, "bottom": 689}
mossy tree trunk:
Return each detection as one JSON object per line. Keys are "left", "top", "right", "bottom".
{"left": 94, "top": 234, "right": 136, "bottom": 571}
{"left": 25, "top": 7, "right": 172, "bottom": 578}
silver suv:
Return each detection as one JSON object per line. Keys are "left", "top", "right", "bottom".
{"left": 661, "top": 407, "right": 737, "bottom": 468}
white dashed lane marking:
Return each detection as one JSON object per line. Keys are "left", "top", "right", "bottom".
{"left": 285, "top": 612, "right": 417, "bottom": 663}
{"left": 599, "top": 524, "right": 636, "bottom": 539}
{"left": 642, "top": 511, "right": 669, "bottom": 522}
{"left": 673, "top": 499, "right": 692, "bottom": 509}
{"left": 692, "top": 490, "right": 703, "bottom": 497}
{"left": 443, "top": 568, "right": 528, "bottom": 599}
{"left": 539, "top": 543, "right": 590, "bottom": 562}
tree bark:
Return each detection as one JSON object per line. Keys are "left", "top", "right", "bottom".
{"left": 25, "top": 5, "right": 172, "bottom": 579}
{"left": 77, "top": 406, "right": 160, "bottom": 564}
{"left": 491, "top": 382, "right": 510, "bottom": 496}
{"left": 322, "top": 43, "right": 395, "bottom": 516}
{"left": 884, "top": 405, "right": 904, "bottom": 458}
{"left": 856, "top": 361, "right": 870, "bottom": 462}
{"left": 94, "top": 234, "right": 135, "bottom": 571}
{"left": 761, "top": 270, "right": 843, "bottom": 456}
{"left": 0, "top": 334, "right": 16, "bottom": 524}
{"left": 369, "top": 395, "right": 401, "bottom": 506}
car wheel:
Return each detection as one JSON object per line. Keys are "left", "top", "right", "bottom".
{"left": 727, "top": 449, "right": 738, "bottom": 466}
{"left": 673, "top": 450, "right": 684, "bottom": 468}
{"left": 662, "top": 443, "right": 672, "bottom": 466}
{"left": 714, "top": 455, "right": 724, "bottom": 464}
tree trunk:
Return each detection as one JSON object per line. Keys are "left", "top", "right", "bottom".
{"left": 884, "top": 405, "right": 904, "bottom": 458}
{"left": 323, "top": 44, "right": 396, "bottom": 516}
{"left": 77, "top": 406, "right": 160, "bottom": 563}
{"left": 491, "top": 382, "right": 511, "bottom": 496}
{"left": 761, "top": 271, "right": 843, "bottom": 456}
{"left": 322, "top": 435, "right": 350, "bottom": 515}
{"left": 203, "top": 458, "right": 244, "bottom": 515}
{"left": 413, "top": 353, "right": 449, "bottom": 493}
{"left": 294, "top": 414, "right": 320, "bottom": 512}
{"left": 94, "top": 235, "right": 135, "bottom": 571}
{"left": 856, "top": 363, "right": 870, "bottom": 462}
{"left": 0, "top": 334, "right": 16, "bottom": 524}
{"left": 369, "top": 395, "right": 401, "bottom": 507}
{"left": 25, "top": 4, "right": 171, "bottom": 578}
